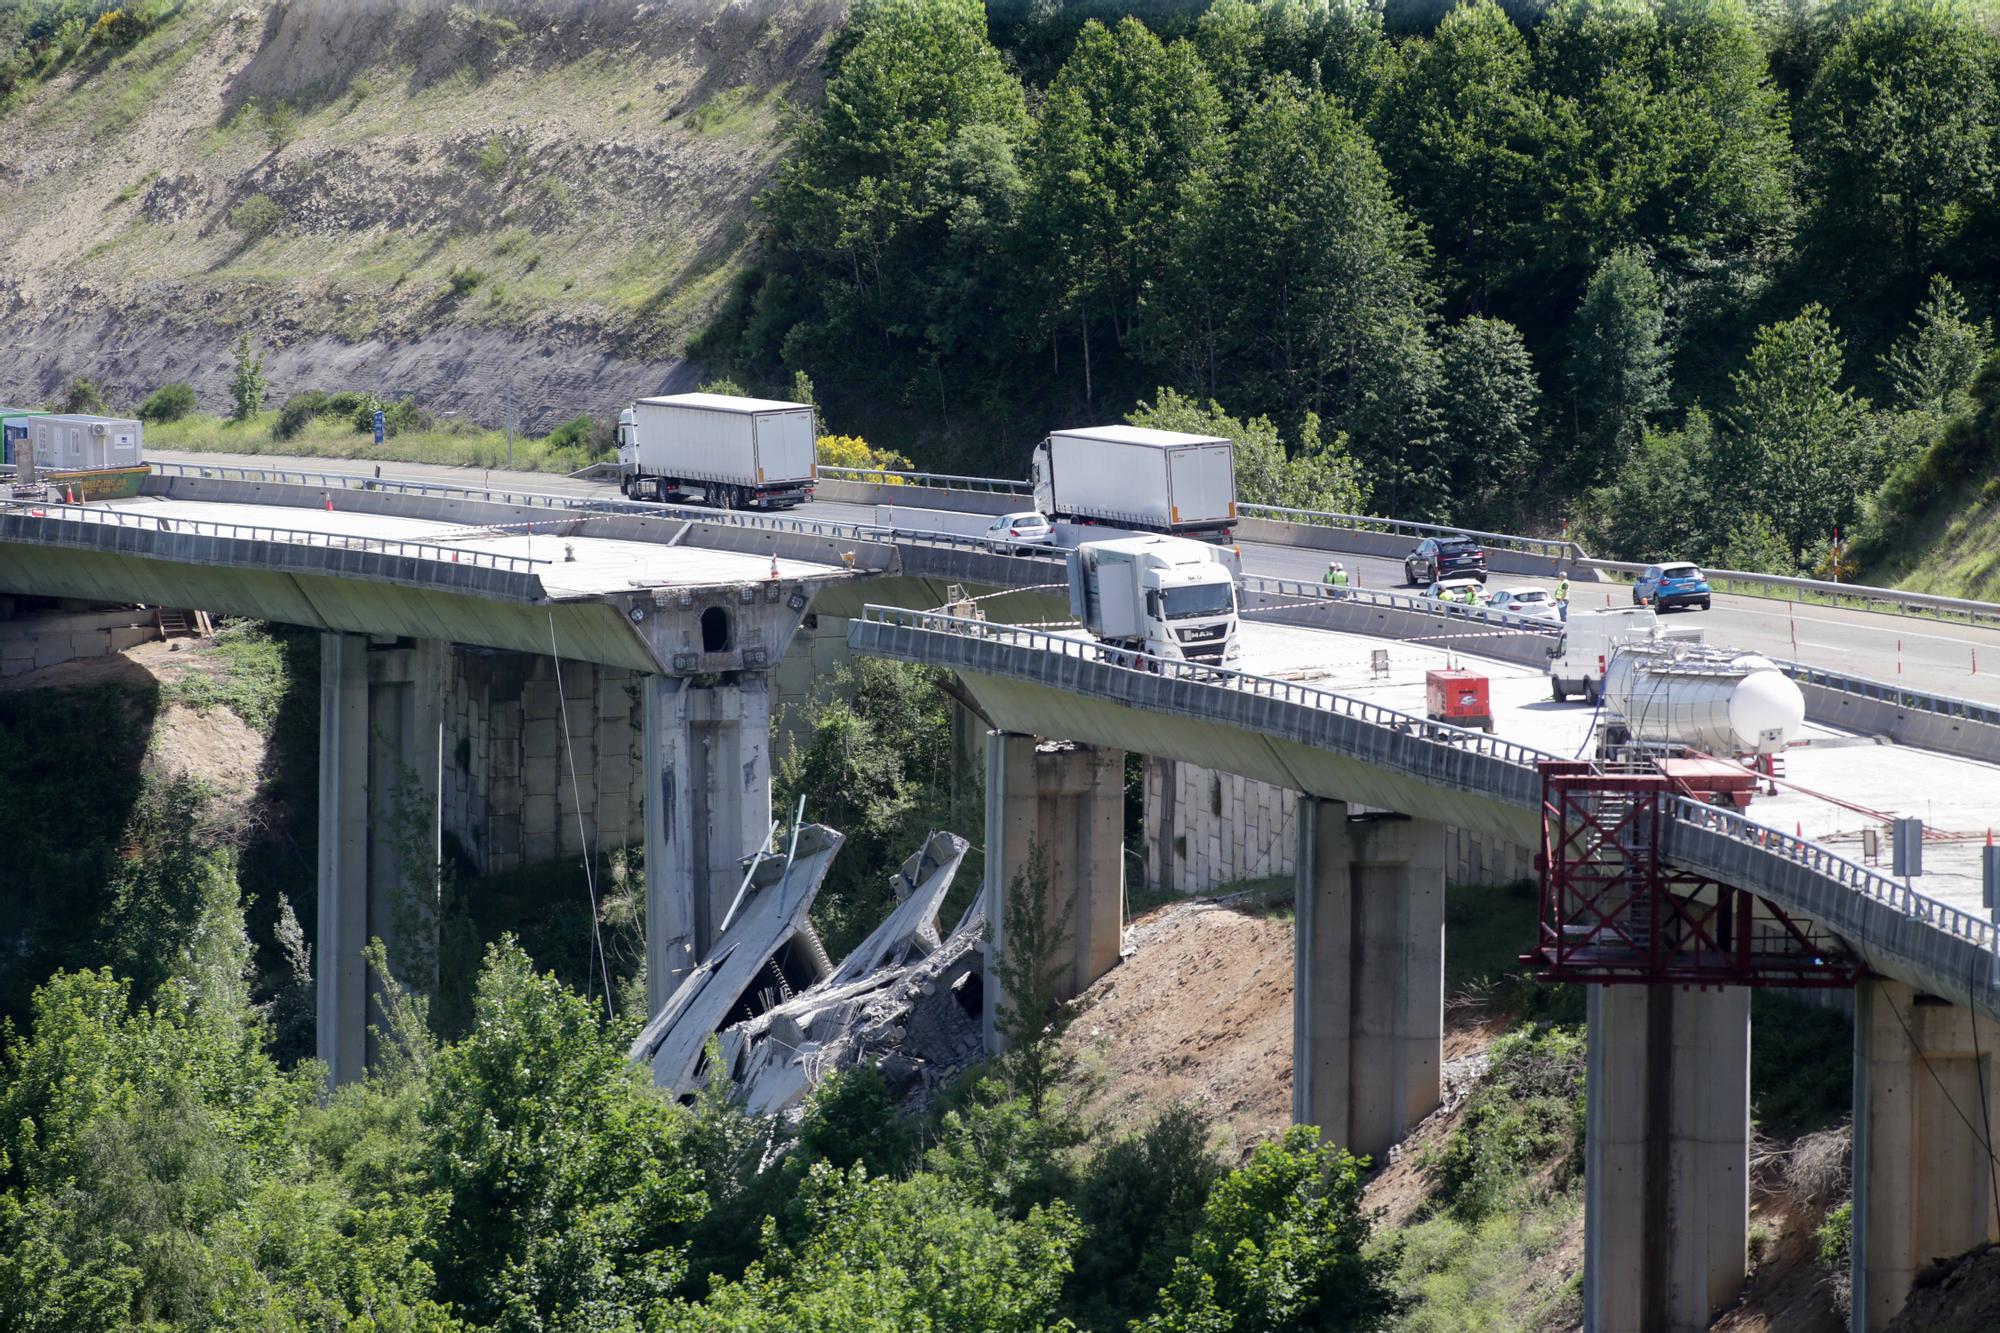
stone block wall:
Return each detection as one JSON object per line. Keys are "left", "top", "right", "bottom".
{"left": 442, "top": 648, "right": 645, "bottom": 875}
{"left": 0, "top": 607, "right": 159, "bottom": 676}
{"left": 1142, "top": 756, "right": 1532, "bottom": 893}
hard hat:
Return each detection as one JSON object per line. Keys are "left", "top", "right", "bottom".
{"left": 1329, "top": 560, "right": 1344, "bottom": 571}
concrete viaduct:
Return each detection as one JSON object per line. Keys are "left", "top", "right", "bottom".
{"left": 5, "top": 461, "right": 2000, "bottom": 1332}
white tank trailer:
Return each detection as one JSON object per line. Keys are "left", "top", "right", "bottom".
{"left": 1603, "top": 645, "right": 1805, "bottom": 755}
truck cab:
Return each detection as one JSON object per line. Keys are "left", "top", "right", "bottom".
{"left": 1069, "top": 536, "right": 1241, "bottom": 667}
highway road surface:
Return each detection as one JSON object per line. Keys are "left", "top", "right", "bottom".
{"left": 147, "top": 450, "right": 2000, "bottom": 705}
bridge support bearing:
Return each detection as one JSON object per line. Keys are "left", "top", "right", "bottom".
{"left": 1583, "top": 983, "right": 1749, "bottom": 1333}
{"left": 1292, "top": 798, "right": 1445, "bottom": 1165}
{"left": 642, "top": 672, "right": 774, "bottom": 1015}
{"left": 981, "top": 731, "right": 1126, "bottom": 1054}
{"left": 1851, "top": 978, "right": 2000, "bottom": 1330}
{"left": 316, "top": 632, "right": 445, "bottom": 1087}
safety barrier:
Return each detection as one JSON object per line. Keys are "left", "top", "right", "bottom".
{"left": 816, "top": 464, "right": 1032, "bottom": 495}
{"left": 1585, "top": 557, "right": 2000, "bottom": 627}
{"left": 0, "top": 497, "right": 549, "bottom": 574}
{"left": 854, "top": 603, "right": 1565, "bottom": 770}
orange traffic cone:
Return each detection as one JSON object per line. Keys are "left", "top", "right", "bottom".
{"left": 769, "top": 552, "right": 780, "bottom": 581}
{"left": 324, "top": 493, "right": 334, "bottom": 512}
{"left": 64, "top": 486, "right": 75, "bottom": 504}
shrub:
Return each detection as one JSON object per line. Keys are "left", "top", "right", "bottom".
{"left": 261, "top": 98, "right": 297, "bottom": 150}
{"left": 476, "top": 134, "right": 510, "bottom": 181}
{"left": 136, "top": 382, "right": 195, "bottom": 422}
{"left": 542, "top": 413, "right": 592, "bottom": 449}
{"left": 447, "top": 267, "right": 485, "bottom": 296}
{"left": 60, "top": 377, "right": 108, "bottom": 414}
{"left": 273, "top": 390, "right": 330, "bottom": 440}
{"left": 88, "top": 8, "right": 154, "bottom": 51}
{"left": 816, "top": 433, "right": 914, "bottom": 478}
{"left": 1427, "top": 1024, "right": 1586, "bottom": 1224}
{"left": 325, "top": 390, "right": 366, "bottom": 417}
{"left": 228, "top": 192, "right": 282, "bottom": 237}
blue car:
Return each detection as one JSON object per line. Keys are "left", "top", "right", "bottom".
{"left": 1633, "top": 561, "right": 1711, "bottom": 612}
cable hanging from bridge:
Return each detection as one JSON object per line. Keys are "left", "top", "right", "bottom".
{"left": 549, "top": 610, "right": 616, "bottom": 1020}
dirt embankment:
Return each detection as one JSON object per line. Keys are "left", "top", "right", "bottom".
{"left": 1069, "top": 892, "right": 1866, "bottom": 1332}
{"left": 0, "top": 0, "right": 843, "bottom": 430}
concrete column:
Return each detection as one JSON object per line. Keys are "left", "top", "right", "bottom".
{"left": 1292, "top": 800, "right": 1446, "bottom": 1164}
{"left": 316, "top": 633, "right": 445, "bottom": 1086}
{"left": 1851, "top": 979, "right": 2000, "bottom": 1330}
{"left": 1583, "top": 983, "right": 1750, "bottom": 1333}
{"left": 982, "top": 731, "right": 1126, "bottom": 1052}
{"left": 642, "top": 672, "right": 773, "bottom": 1013}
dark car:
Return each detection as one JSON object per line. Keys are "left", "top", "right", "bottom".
{"left": 1405, "top": 535, "right": 1487, "bottom": 586}
{"left": 1634, "top": 561, "right": 1712, "bottom": 612}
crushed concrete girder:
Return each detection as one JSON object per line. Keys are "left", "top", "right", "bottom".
{"left": 631, "top": 827, "right": 986, "bottom": 1117}
{"left": 629, "top": 824, "right": 843, "bottom": 1093}
{"left": 727, "top": 829, "right": 983, "bottom": 1117}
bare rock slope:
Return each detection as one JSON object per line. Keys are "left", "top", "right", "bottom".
{"left": 0, "top": 0, "right": 840, "bottom": 430}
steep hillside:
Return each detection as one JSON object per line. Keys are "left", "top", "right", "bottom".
{"left": 0, "top": 0, "right": 841, "bottom": 430}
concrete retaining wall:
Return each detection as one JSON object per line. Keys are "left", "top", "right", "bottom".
{"left": 814, "top": 479, "right": 1018, "bottom": 515}
{"left": 1141, "top": 755, "right": 1533, "bottom": 894}
{"left": 0, "top": 606, "right": 159, "bottom": 676}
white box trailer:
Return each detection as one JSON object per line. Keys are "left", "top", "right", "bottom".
{"left": 617, "top": 392, "right": 816, "bottom": 510}
{"left": 25, "top": 414, "right": 143, "bottom": 472}
{"left": 1032, "top": 425, "right": 1237, "bottom": 539}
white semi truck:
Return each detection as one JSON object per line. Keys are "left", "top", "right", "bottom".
{"left": 616, "top": 392, "right": 817, "bottom": 510}
{"left": 1068, "top": 536, "right": 1241, "bottom": 667}
{"left": 1033, "top": 425, "right": 1237, "bottom": 541}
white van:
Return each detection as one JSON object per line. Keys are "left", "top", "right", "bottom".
{"left": 1547, "top": 607, "right": 1661, "bottom": 704}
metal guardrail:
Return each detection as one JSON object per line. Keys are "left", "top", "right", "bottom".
{"left": 1239, "top": 574, "right": 1563, "bottom": 637}
{"left": 1585, "top": 557, "right": 2000, "bottom": 627}
{"left": 855, "top": 603, "right": 1567, "bottom": 769}
{"left": 0, "top": 497, "right": 550, "bottom": 573}
{"left": 1774, "top": 659, "right": 2000, "bottom": 725}
{"left": 142, "top": 460, "right": 2000, "bottom": 628}
{"left": 1238, "top": 502, "right": 1584, "bottom": 562}
{"left": 1669, "top": 796, "right": 1997, "bottom": 953}
{"left": 816, "top": 465, "right": 1032, "bottom": 495}
{"left": 142, "top": 462, "right": 1064, "bottom": 563}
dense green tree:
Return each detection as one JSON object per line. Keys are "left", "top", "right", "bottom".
{"left": 1139, "top": 1125, "right": 1402, "bottom": 1333}
{"left": 1881, "top": 272, "right": 1992, "bottom": 417}
{"left": 1127, "top": 386, "right": 1370, "bottom": 514}
{"left": 1434, "top": 315, "right": 1543, "bottom": 526}
{"left": 1149, "top": 79, "right": 1439, "bottom": 512}
{"left": 1715, "top": 304, "right": 1877, "bottom": 556}
{"left": 1566, "top": 246, "right": 1673, "bottom": 484}
{"left": 1376, "top": 0, "right": 1558, "bottom": 312}
{"left": 1028, "top": 19, "right": 1225, "bottom": 411}
{"left": 1536, "top": 0, "right": 1794, "bottom": 292}
{"left": 1799, "top": 0, "right": 1996, "bottom": 273}
{"left": 653, "top": 1164, "right": 1079, "bottom": 1332}
{"left": 1068, "top": 1105, "right": 1225, "bottom": 1330}
{"left": 421, "top": 939, "right": 705, "bottom": 1327}
{"left": 757, "top": 0, "right": 1029, "bottom": 430}
{"left": 1194, "top": 0, "right": 1398, "bottom": 120}
{"left": 1580, "top": 409, "right": 1718, "bottom": 562}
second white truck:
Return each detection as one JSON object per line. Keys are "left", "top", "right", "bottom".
{"left": 1033, "top": 425, "right": 1237, "bottom": 541}
{"left": 616, "top": 392, "right": 817, "bottom": 510}
{"left": 1068, "top": 536, "right": 1241, "bottom": 667}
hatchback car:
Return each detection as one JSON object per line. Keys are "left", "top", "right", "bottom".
{"left": 985, "top": 511, "right": 1054, "bottom": 550}
{"left": 1406, "top": 535, "right": 1488, "bottom": 586}
{"left": 1488, "top": 587, "right": 1560, "bottom": 620}
{"left": 1633, "top": 561, "right": 1711, "bottom": 612}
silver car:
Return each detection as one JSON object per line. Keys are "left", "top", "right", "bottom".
{"left": 985, "top": 511, "right": 1054, "bottom": 551}
{"left": 1488, "top": 587, "right": 1560, "bottom": 620}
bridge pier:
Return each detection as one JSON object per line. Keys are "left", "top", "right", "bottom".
{"left": 1583, "top": 983, "right": 1750, "bottom": 1333}
{"left": 643, "top": 672, "right": 774, "bottom": 1012}
{"left": 982, "top": 731, "right": 1126, "bottom": 1053}
{"left": 317, "top": 632, "right": 445, "bottom": 1086}
{"left": 1852, "top": 978, "right": 2000, "bottom": 1329}
{"left": 1292, "top": 798, "right": 1445, "bottom": 1164}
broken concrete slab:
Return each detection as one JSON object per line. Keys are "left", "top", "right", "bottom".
{"left": 628, "top": 823, "right": 843, "bottom": 1093}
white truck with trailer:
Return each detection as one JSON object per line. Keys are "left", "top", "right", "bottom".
{"left": 1068, "top": 536, "right": 1241, "bottom": 667}
{"left": 616, "top": 392, "right": 816, "bottom": 510}
{"left": 1033, "top": 425, "right": 1237, "bottom": 541}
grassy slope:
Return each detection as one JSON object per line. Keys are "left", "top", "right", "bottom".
{"left": 146, "top": 409, "right": 601, "bottom": 473}
{"left": 0, "top": 2, "right": 834, "bottom": 366}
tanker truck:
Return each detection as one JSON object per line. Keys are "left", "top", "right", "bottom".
{"left": 1601, "top": 642, "right": 1805, "bottom": 756}
{"left": 1068, "top": 536, "right": 1241, "bottom": 667}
